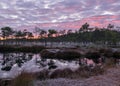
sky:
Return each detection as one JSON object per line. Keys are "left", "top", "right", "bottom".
{"left": 0, "top": 0, "right": 120, "bottom": 31}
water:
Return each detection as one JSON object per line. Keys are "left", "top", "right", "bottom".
{"left": 0, "top": 53, "right": 96, "bottom": 70}
{"left": 0, "top": 52, "right": 119, "bottom": 79}
{"left": 0, "top": 53, "right": 80, "bottom": 79}
{"left": 0, "top": 53, "right": 33, "bottom": 68}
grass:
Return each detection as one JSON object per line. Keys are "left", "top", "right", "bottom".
{"left": 104, "top": 58, "right": 116, "bottom": 69}
{"left": 36, "top": 69, "right": 50, "bottom": 80}
{"left": 73, "top": 66, "right": 105, "bottom": 78}
{"left": 0, "top": 79, "right": 11, "bottom": 86}
{"left": 11, "top": 72, "right": 34, "bottom": 86}
{"left": 36, "top": 66, "right": 105, "bottom": 80}
{"left": 50, "top": 68, "right": 73, "bottom": 79}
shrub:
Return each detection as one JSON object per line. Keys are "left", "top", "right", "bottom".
{"left": 104, "top": 58, "right": 116, "bottom": 68}
{"left": 113, "top": 51, "right": 120, "bottom": 59}
{"left": 11, "top": 72, "right": 34, "bottom": 86}
{"left": 74, "top": 66, "right": 91, "bottom": 78}
{"left": 75, "top": 66, "right": 105, "bottom": 78}
{"left": 85, "top": 51, "right": 101, "bottom": 64}
{"left": 0, "top": 79, "right": 11, "bottom": 86}
{"left": 50, "top": 68, "right": 73, "bottom": 79}
{"left": 35, "top": 66, "right": 105, "bottom": 80}
{"left": 99, "top": 48, "right": 107, "bottom": 54}
{"left": 90, "top": 66, "right": 105, "bottom": 76}
{"left": 36, "top": 70, "right": 49, "bottom": 80}
{"left": 112, "top": 51, "right": 120, "bottom": 64}
{"left": 55, "top": 50, "right": 81, "bottom": 60}
{"left": 41, "top": 49, "right": 81, "bottom": 60}
{"left": 50, "top": 66, "right": 105, "bottom": 79}
{"left": 103, "top": 49, "right": 113, "bottom": 58}
{"left": 40, "top": 49, "right": 56, "bottom": 59}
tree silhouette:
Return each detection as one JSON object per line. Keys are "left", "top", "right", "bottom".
{"left": 107, "top": 24, "right": 114, "bottom": 30}
{"left": 39, "top": 30, "right": 47, "bottom": 38}
{"left": 27, "top": 32, "right": 34, "bottom": 39}
{"left": 14, "top": 30, "right": 25, "bottom": 39}
{"left": 1, "top": 27, "right": 14, "bottom": 39}
{"left": 79, "top": 23, "right": 89, "bottom": 32}
{"left": 48, "top": 29, "right": 57, "bottom": 37}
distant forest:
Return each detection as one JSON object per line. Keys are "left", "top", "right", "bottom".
{"left": 0, "top": 23, "right": 120, "bottom": 45}
{"left": 42, "top": 29, "right": 120, "bottom": 45}
{"left": 40, "top": 23, "right": 120, "bottom": 45}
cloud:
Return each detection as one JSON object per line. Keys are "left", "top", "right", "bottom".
{"left": 0, "top": 0, "right": 119, "bottom": 30}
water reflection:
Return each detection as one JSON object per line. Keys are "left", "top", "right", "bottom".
{"left": 0, "top": 53, "right": 81, "bottom": 72}
{"left": 0, "top": 53, "right": 33, "bottom": 71}
{"left": 0, "top": 52, "right": 119, "bottom": 72}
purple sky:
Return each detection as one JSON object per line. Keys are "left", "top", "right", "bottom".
{"left": 0, "top": 0, "right": 120, "bottom": 31}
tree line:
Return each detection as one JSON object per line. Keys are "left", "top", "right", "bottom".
{"left": 0, "top": 23, "right": 120, "bottom": 45}
{"left": 40, "top": 23, "right": 120, "bottom": 45}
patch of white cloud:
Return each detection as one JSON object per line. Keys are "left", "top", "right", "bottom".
{"left": 94, "top": 5, "right": 100, "bottom": 10}
{"left": 0, "top": 2, "right": 9, "bottom": 9}
{"left": 10, "top": 15, "right": 18, "bottom": 19}
{"left": 58, "top": 15, "right": 68, "bottom": 20}
{"left": 69, "top": 13, "right": 82, "bottom": 19}
{"left": 44, "top": 4, "right": 50, "bottom": 9}
{"left": 102, "top": 11, "right": 115, "bottom": 15}
{"left": 0, "top": 0, "right": 119, "bottom": 29}
{"left": 51, "top": 20, "right": 57, "bottom": 23}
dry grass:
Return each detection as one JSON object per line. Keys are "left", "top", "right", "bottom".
{"left": 36, "top": 69, "right": 50, "bottom": 80}
{"left": 0, "top": 79, "right": 11, "bottom": 86}
{"left": 74, "top": 66, "right": 105, "bottom": 78}
{"left": 36, "top": 66, "right": 105, "bottom": 80}
{"left": 50, "top": 68, "right": 73, "bottom": 79}
{"left": 50, "top": 66, "right": 105, "bottom": 79}
{"left": 104, "top": 58, "right": 116, "bottom": 69}
{"left": 11, "top": 72, "right": 34, "bottom": 86}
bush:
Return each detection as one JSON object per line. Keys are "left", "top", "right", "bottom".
{"left": 40, "top": 49, "right": 56, "bottom": 59}
{"left": 50, "top": 66, "right": 105, "bottom": 79}
{"left": 56, "top": 50, "right": 81, "bottom": 60}
{"left": 103, "top": 49, "right": 113, "bottom": 58}
{"left": 99, "top": 48, "right": 107, "bottom": 54}
{"left": 36, "top": 70, "right": 49, "bottom": 80}
{"left": 104, "top": 58, "right": 116, "bottom": 68}
{"left": 11, "top": 72, "right": 34, "bottom": 86}
{"left": 35, "top": 66, "right": 105, "bottom": 80}
{"left": 0, "top": 79, "right": 11, "bottom": 86}
{"left": 75, "top": 66, "right": 105, "bottom": 78}
{"left": 74, "top": 66, "right": 91, "bottom": 78}
{"left": 90, "top": 66, "right": 105, "bottom": 76}
{"left": 85, "top": 51, "right": 101, "bottom": 64}
{"left": 50, "top": 68, "right": 73, "bottom": 79}
{"left": 113, "top": 51, "right": 120, "bottom": 59}
{"left": 41, "top": 49, "right": 81, "bottom": 60}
